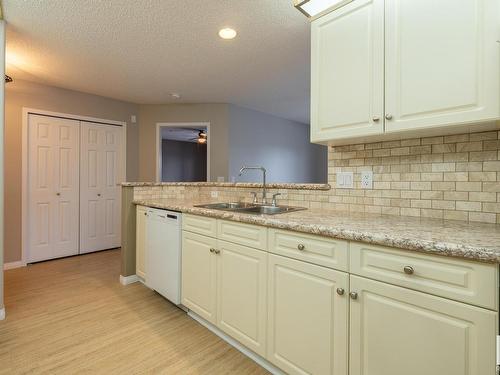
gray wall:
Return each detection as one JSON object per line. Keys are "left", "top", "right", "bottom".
{"left": 162, "top": 140, "right": 207, "bottom": 182}
{"left": 138, "top": 104, "right": 229, "bottom": 182}
{"left": 228, "top": 105, "right": 327, "bottom": 183}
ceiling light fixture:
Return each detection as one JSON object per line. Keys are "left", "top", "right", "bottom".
{"left": 218, "top": 28, "right": 237, "bottom": 40}
{"left": 170, "top": 93, "right": 181, "bottom": 99}
{"left": 293, "top": 0, "right": 350, "bottom": 18}
{"left": 196, "top": 130, "right": 207, "bottom": 144}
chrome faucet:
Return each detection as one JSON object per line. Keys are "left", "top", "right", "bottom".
{"left": 239, "top": 166, "right": 268, "bottom": 204}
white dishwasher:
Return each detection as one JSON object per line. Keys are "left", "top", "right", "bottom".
{"left": 145, "top": 208, "right": 182, "bottom": 305}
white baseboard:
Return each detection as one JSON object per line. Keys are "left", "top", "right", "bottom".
{"left": 4, "top": 261, "right": 26, "bottom": 270}
{"left": 187, "top": 311, "right": 285, "bottom": 375}
{"left": 0, "top": 308, "right": 5, "bottom": 321}
{"left": 119, "top": 274, "right": 139, "bottom": 285}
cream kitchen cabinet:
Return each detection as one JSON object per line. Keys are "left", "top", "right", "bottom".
{"left": 182, "top": 218, "right": 268, "bottom": 355}
{"left": 311, "top": 0, "right": 500, "bottom": 143}
{"left": 181, "top": 230, "right": 218, "bottom": 324}
{"left": 349, "top": 275, "right": 497, "bottom": 375}
{"left": 216, "top": 240, "right": 268, "bottom": 357}
{"left": 310, "top": 0, "right": 385, "bottom": 142}
{"left": 135, "top": 205, "right": 147, "bottom": 279}
{"left": 267, "top": 254, "right": 349, "bottom": 375}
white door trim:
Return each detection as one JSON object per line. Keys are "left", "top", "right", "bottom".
{"left": 155, "top": 122, "right": 211, "bottom": 182}
{"left": 22, "top": 107, "right": 127, "bottom": 265}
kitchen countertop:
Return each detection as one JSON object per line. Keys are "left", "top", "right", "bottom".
{"left": 122, "top": 182, "right": 331, "bottom": 190}
{"left": 133, "top": 198, "right": 500, "bottom": 264}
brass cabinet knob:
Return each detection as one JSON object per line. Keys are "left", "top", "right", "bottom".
{"left": 297, "top": 244, "right": 305, "bottom": 251}
{"left": 214, "top": 249, "right": 221, "bottom": 255}
{"left": 349, "top": 292, "right": 358, "bottom": 300}
{"left": 403, "top": 266, "right": 414, "bottom": 275}
{"left": 336, "top": 288, "right": 345, "bottom": 296}
{"left": 209, "top": 248, "right": 215, "bottom": 253}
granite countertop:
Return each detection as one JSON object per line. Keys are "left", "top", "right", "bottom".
{"left": 133, "top": 198, "right": 500, "bottom": 264}
{"left": 122, "top": 182, "right": 331, "bottom": 190}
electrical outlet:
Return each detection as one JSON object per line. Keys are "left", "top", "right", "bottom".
{"left": 361, "top": 171, "right": 373, "bottom": 189}
{"left": 210, "top": 191, "right": 218, "bottom": 198}
{"left": 336, "top": 172, "right": 354, "bottom": 189}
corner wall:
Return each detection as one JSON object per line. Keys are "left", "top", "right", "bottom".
{"left": 228, "top": 105, "right": 327, "bottom": 183}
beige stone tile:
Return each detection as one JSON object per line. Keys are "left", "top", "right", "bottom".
{"left": 401, "top": 138, "right": 421, "bottom": 147}
{"left": 456, "top": 201, "right": 481, "bottom": 211}
{"left": 381, "top": 206, "right": 400, "bottom": 215}
{"left": 455, "top": 182, "right": 482, "bottom": 191}
{"left": 421, "top": 172, "right": 443, "bottom": 181}
{"left": 483, "top": 182, "right": 500, "bottom": 192}
{"left": 410, "top": 145, "right": 432, "bottom": 155}
{"left": 483, "top": 140, "right": 500, "bottom": 150}
{"left": 469, "top": 171, "right": 497, "bottom": 181}
{"left": 390, "top": 198, "right": 411, "bottom": 207}
{"left": 410, "top": 163, "right": 432, "bottom": 172}
{"left": 421, "top": 154, "right": 444, "bottom": 163}
{"left": 443, "top": 152, "right": 469, "bottom": 162}
{"left": 470, "top": 131, "right": 498, "bottom": 141}
{"left": 411, "top": 199, "right": 432, "bottom": 209}
{"left": 411, "top": 181, "right": 432, "bottom": 190}
{"left": 421, "top": 136, "right": 444, "bottom": 145}
{"left": 432, "top": 200, "right": 455, "bottom": 210}
{"left": 469, "top": 151, "right": 497, "bottom": 161}
{"left": 468, "top": 192, "right": 497, "bottom": 202}
{"left": 432, "top": 144, "right": 455, "bottom": 153}
{"left": 432, "top": 163, "right": 455, "bottom": 172}
{"left": 420, "top": 209, "right": 444, "bottom": 219}
{"left": 444, "top": 210, "right": 468, "bottom": 221}
{"left": 455, "top": 162, "right": 483, "bottom": 171}
{"left": 443, "top": 191, "right": 468, "bottom": 200}
{"left": 444, "top": 134, "right": 469, "bottom": 143}
{"left": 483, "top": 161, "right": 500, "bottom": 171}
{"left": 443, "top": 172, "right": 468, "bottom": 181}
{"left": 482, "top": 202, "right": 500, "bottom": 213}
{"left": 382, "top": 140, "right": 401, "bottom": 149}
{"left": 401, "top": 190, "right": 421, "bottom": 199}
{"left": 400, "top": 172, "right": 421, "bottom": 181}
{"left": 431, "top": 181, "right": 456, "bottom": 191}
{"left": 373, "top": 149, "right": 391, "bottom": 157}
{"left": 391, "top": 147, "right": 410, "bottom": 156}
{"left": 365, "top": 142, "right": 382, "bottom": 150}
{"left": 390, "top": 181, "right": 410, "bottom": 190}
{"left": 401, "top": 207, "right": 420, "bottom": 217}
{"left": 469, "top": 212, "right": 497, "bottom": 223}
{"left": 456, "top": 141, "right": 482, "bottom": 152}
{"left": 421, "top": 190, "right": 443, "bottom": 200}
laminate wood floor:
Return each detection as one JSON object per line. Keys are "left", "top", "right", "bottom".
{"left": 0, "top": 249, "right": 269, "bottom": 375}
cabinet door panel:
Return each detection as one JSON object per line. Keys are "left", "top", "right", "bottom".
{"left": 385, "top": 0, "right": 500, "bottom": 132}
{"left": 311, "top": 0, "right": 384, "bottom": 142}
{"left": 216, "top": 240, "right": 267, "bottom": 356}
{"left": 267, "top": 254, "right": 348, "bottom": 375}
{"left": 349, "top": 275, "right": 497, "bottom": 375}
{"left": 181, "top": 231, "right": 217, "bottom": 324}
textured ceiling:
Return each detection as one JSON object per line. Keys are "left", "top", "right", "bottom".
{"left": 4, "top": 0, "right": 311, "bottom": 124}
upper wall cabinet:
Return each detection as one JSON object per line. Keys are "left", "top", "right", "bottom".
{"left": 311, "top": 0, "right": 385, "bottom": 142}
{"left": 311, "top": 0, "right": 500, "bottom": 143}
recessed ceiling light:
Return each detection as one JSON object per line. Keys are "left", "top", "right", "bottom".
{"left": 170, "top": 93, "right": 181, "bottom": 99}
{"left": 218, "top": 28, "right": 237, "bottom": 40}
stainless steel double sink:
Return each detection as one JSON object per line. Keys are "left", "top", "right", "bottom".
{"left": 194, "top": 202, "right": 306, "bottom": 215}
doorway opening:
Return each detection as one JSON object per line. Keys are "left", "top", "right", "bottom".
{"left": 156, "top": 122, "right": 210, "bottom": 182}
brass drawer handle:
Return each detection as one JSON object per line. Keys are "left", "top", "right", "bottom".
{"left": 336, "top": 288, "right": 345, "bottom": 296}
{"left": 297, "top": 244, "right": 305, "bottom": 251}
{"left": 403, "top": 266, "right": 414, "bottom": 275}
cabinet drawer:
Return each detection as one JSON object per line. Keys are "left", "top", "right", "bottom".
{"left": 269, "top": 229, "right": 348, "bottom": 271}
{"left": 182, "top": 214, "right": 217, "bottom": 237}
{"left": 217, "top": 220, "right": 267, "bottom": 250}
{"left": 350, "top": 242, "right": 498, "bottom": 310}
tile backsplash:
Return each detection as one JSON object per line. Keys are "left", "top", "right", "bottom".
{"left": 132, "top": 130, "right": 500, "bottom": 224}
{"left": 328, "top": 130, "right": 500, "bottom": 223}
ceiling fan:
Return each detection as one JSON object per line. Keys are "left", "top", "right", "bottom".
{"left": 190, "top": 130, "right": 207, "bottom": 144}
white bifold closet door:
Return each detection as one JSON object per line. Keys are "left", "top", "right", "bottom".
{"left": 80, "top": 121, "right": 122, "bottom": 254}
{"left": 28, "top": 114, "right": 80, "bottom": 262}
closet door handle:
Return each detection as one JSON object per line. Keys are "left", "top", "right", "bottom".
{"left": 56, "top": 192, "right": 61, "bottom": 196}
{"left": 97, "top": 193, "right": 101, "bottom": 197}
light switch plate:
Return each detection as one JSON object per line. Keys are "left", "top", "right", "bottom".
{"left": 336, "top": 172, "right": 354, "bottom": 189}
{"left": 211, "top": 191, "right": 218, "bottom": 198}
{"left": 361, "top": 171, "right": 373, "bottom": 189}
